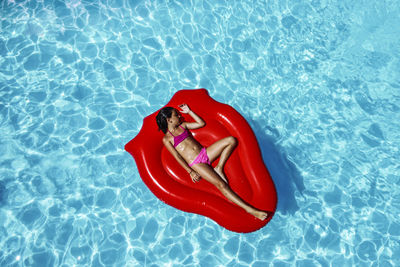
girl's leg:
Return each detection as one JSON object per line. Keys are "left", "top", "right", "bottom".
{"left": 206, "top": 136, "right": 237, "bottom": 167}
{"left": 206, "top": 136, "right": 237, "bottom": 182}
{"left": 192, "top": 163, "right": 268, "bottom": 220}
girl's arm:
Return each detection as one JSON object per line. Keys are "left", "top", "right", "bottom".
{"left": 179, "top": 104, "right": 205, "bottom": 130}
{"left": 163, "top": 137, "right": 201, "bottom": 182}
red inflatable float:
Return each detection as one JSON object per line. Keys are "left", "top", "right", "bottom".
{"left": 125, "top": 89, "right": 277, "bottom": 233}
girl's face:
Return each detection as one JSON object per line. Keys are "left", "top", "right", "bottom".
{"left": 168, "top": 109, "right": 181, "bottom": 125}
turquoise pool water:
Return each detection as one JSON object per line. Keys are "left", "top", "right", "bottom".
{"left": 1, "top": 0, "right": 400, "bottom": 266}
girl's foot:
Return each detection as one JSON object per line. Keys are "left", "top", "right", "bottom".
{"left": 214, "top": 166, "right": 228, "bottom": 184}
{"left": 250, "top": 210, "right": 269, "bottom": 221}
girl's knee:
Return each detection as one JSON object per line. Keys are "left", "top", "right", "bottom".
{"left": 228, "top": 136, "right": 237, "bottom": 146}
{"left": 216, "top": 180, "right": 228, "bottom": 191}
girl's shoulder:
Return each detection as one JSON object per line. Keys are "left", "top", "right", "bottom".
{"left": 162, "top": 132, "right": 173, "bottom": 144}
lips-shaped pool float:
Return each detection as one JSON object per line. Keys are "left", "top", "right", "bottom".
{"left": 125, "top": 89, "right": 277, "bottom": 232}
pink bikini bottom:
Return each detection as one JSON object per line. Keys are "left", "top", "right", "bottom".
{"left": 189, "top": 147, "right": 211, "bottom": 167}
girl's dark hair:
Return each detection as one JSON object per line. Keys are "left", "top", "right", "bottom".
{"left": 156, "top": 107, "right": 175, "bottom": 133}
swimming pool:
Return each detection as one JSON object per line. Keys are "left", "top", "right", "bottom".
{"left": 1, "top": 0, "right": 399, "bottom": 266}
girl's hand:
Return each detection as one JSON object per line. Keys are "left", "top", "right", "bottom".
{"left": 190, "top": 170, "right": 201, "bottom": 183}
{"left": 178, "top": 104, "right": 191, "bottom": 114}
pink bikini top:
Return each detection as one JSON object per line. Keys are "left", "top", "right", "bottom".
{"left": 168, "top": 125, "right": 190, "bottom": 147}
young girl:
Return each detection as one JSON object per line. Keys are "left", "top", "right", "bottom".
{"left": 156, "top": 104, "right": 268, "bottom": 220}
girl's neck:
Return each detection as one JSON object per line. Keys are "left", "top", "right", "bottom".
{"left": 168, "top": 124, "right": 180, "bottom": 132}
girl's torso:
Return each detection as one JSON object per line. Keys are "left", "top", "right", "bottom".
{"left": 168, "top": 124, "right": 203, "bottom": 162}
{"left": 169, "top": 125, "right": 190, "bottom": 147}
